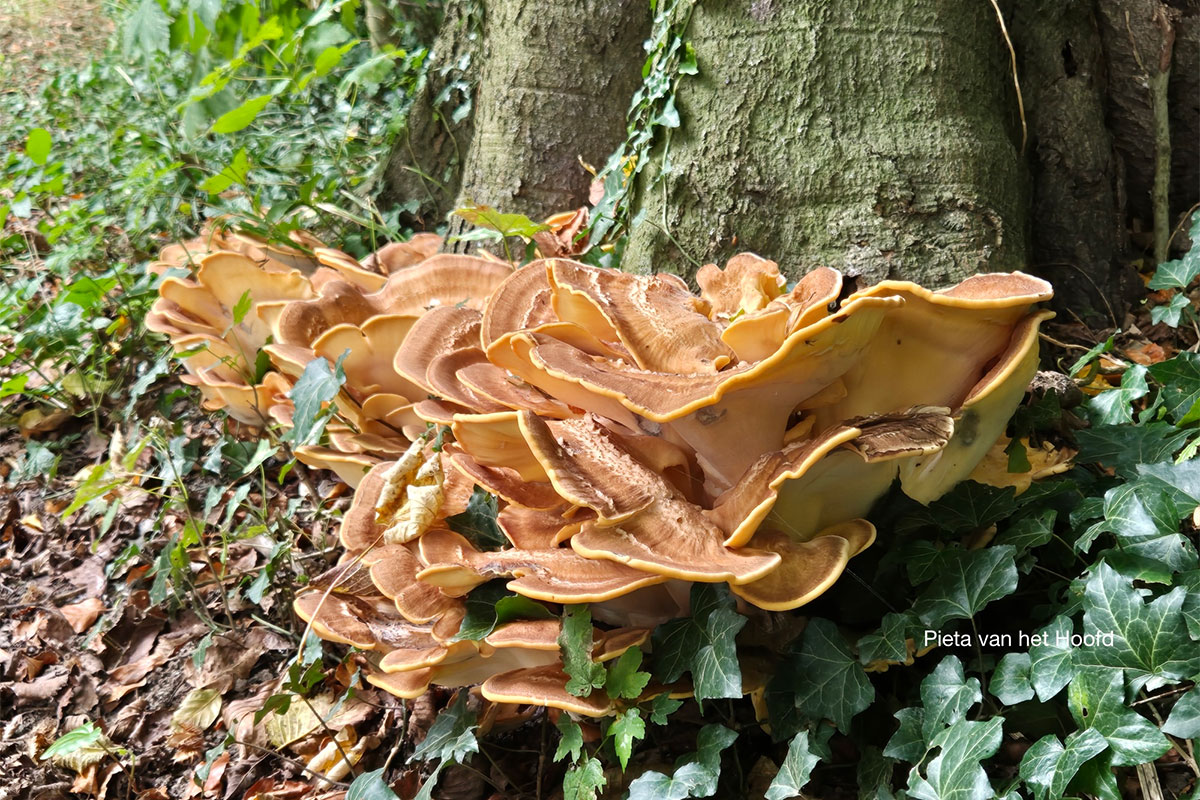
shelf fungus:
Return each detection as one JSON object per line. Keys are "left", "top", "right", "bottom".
{"left": 154, "top": 237, "right": 1052, "bottom": 711}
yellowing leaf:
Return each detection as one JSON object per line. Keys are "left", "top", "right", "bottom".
{"left": 969, "top": 436, "right": 1075, "bottom": 495}
{"left": 376, "top": 439, "right": 444, "bottom": 544}
{"left": 264, "top": 693, "right": 333, "bottom": 748}
{"left": 171, "top": 688, "right": 223, "bottom": 732}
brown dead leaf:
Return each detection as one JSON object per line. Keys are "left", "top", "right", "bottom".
{"left": 7, "top": 668, "right": 70, "bottom": 706}
{"left": 242, "top": 778, "right": 315, "bottom": 800}
{"left": 185, "top": 627, "right": 289, "bottom": 692}
{"left": 1125, "top": 340, "right": 1168, "bottom": 366}
{"left": 19, "top": 407, "right": 71, "bottom": 437}
{"left": 60, "top": 597, "right": 105, "bottom": 634}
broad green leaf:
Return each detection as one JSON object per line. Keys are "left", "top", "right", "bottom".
{"left": 1151, "top": 292, "right": 1192, "bottom": 327}
{"left": 1147, "top": 213, "right": 1200, "bottom": 290}
{"left": 858, "top": 611, "right": 913, "bottom": 666}
{"left": 346, "top": 769, "right": 400, "bottom": 800}
{"left": 858, "top": 747, "right": 899, "bottom": 800}
{"left": 1067, "top": 752, "right": 1123, "bottom": 800}
{"left": 453, "top": 204, "right": 550, "bottom": 240}
{"left": 884, "top": 707, "right": 927, "bottom": 763}
{"left": 1075, "top": 562, "right": 1199, "bottom": 689}
{"left": 0, "top": 374, "right": 30, "bottom": 400}
{"left": 554, "top": 715, "right": 584, "bottom": 762}
{"left": 990, "top": 653, "right": 1035, "bottom": 705}
{"left": 649, "top": 693, "right": 683, "bottom": 725}
{"left": 1087, "top": 365, "right": 1149, "bottom": 426}
{"left": 41, "top": 721, "right": 108, "bottom": 767}
{"left": 445, "top": 487, "right": 507, "bottom": 550}
{"left": 338, "top": 48, "right": 398, "bottom": 95}
{"left": 198, "top": 148, "right": 251, "bottom": 194}
{"left": 765, "top": 731, "right": 820, "bottom": 800}
{"left": 1148, "top": 353, "right": 1200, "bottom": 425}
{"left": 25, "top": 128, "right": 51, "bottom": 165}
{"left": 285, "top": 355, "right": 345, "bottom": 445}
{"left": 1075, "top": 423, "right": 1190, "bottom": 478}
{"left": 626, "top": 724, "right": 738, "bottom": 800}
{"left": 994, "top": 509, "right": 1056, "bottom": 555}
{"left": 1028, "top": 616, "right": 1076, "bottom": 702}
{"left": 605, "top": 646, "right": 651, "bottom": 700}
{"left": 453, "top": 580, "right": 553, "bottom": 641}
{"left": 920, "top": 657, "right": 982, "bottom": 742}
{"left": 1162, "top": 687, "right": 1200, "bottom": 738}
{"left": 408, "top": 692, "right": 478, "bottom": 765}
{"left": 907, "top": 718, "right": 1003, "bottom": 800}
{"left": 611, "top": 708, "right": 645, "bottom": 770}
{"left": 1068, "top": 667, "right": 1169, "bottom": 766}
{"left": 560, "top": 605, "right": 606, "bottom": 697}
{"left": 912, "top": 546, "right": 1019, "bottom": 629}
{"left": 899, "top": 482, "right": 1018, "bottom": 536}
{"left": 1018, "top": 729, "right": 1108, "bottom": 800}
{"left": 211, "top": 91, "right": 277, "bottom": 134}
{"left": 1069, "top": 333, "right": 1117, "bottom": 376}
{"left": 651, "top": 583, "right": 746, "bottom": 703}
{"left": 563, "top": 755, "right": 606, "bottom": 800}
{"left": 790, "top": 618, "right": 874, "bottom": 733}
{"left": 123, "top": 0, "right": 170, "bottom": 57}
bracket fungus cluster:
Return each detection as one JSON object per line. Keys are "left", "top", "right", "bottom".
{"left": 151, "top": 231, "right": 1053, "bottom": 713}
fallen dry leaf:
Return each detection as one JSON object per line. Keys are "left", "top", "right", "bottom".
{"left": 60, "top": 597, "right": 105, "bottom": 634}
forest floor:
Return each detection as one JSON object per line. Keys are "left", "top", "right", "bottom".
{"left": 0, "top": 0, "right": 110, "bottom": 112}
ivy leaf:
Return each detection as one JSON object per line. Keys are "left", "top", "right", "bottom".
{"left": 408, "top": 692, "right": 478, "bottom": 765}
{"left": 912, "top": 546, "right": 1019, "bottom": 629}
{"left": 1018, "top": 729, "right": 1108, "bottom": 800}
{"left": 884, "top": 707, "right": 927, "bottom": 763}
{"left": 1162, "top": 687, "right": 1200, "bottom": 738}
{"left": 611, "top": 708, "right": 646, "bottom": 770}
{"left": 649, "top": 693, "right": 684, "bottom": 726}
{"left": 346, "top": 769, "right": 401, "bottom": 800}
{"left": 858, "top": 747, "right": 900, "bottom": 800}
{"left": 1087, "top": 365, "right": 1149, "bottom": 425}
{"left": 1151, "top": 292, "right": 1192, "bottom": 327}
{"left": 605, "top": 646, "right": 651, "bottom": 700}
{"left": 1028, "top": 616, "right": 1076, "bottom": 701}
{"left": 563, "top": 756, "right": 606, "bottom": 800}
{"left": 765, "top": 731, "right": 820, "bottom": 800}
{"left": 899, "top": 482, "right": 1018, "bottom": 536}
{"left": 626, "top": 725, "right": 738, "bottom": 800}
{"left": 445, "top": 487, "right": 508, "bottom": 550}
{"left": 1075, "top": 562, "right": 1200, "bottom": 690}
{"left": 994, "top": 510, "right": 1056, "bottom": 555}
{"left": 560, "top": 605, "right": 606, "bottom": 697}
{"left": 453, "top": 580, "right": 553, "bottom": 641}
{"left": 1068, "top": 667, "right": 1169, "bottom": 766}
{"left": 920, "top": 657, "right": 982, "bottom": 742}
{"left": 790, "top": 618, "right": 874, "bottom": 733}
{"left": 651, "top": 583, "right": 746, "bottom": 703}
{"left": 990, "top": 653, "right": 1035, "bottom": 705}
{"left": 858, "top": 611, "right": 914, "bottom": 666}
{"left": 906, "top": 718, "right": 1003, "bottom": 800}
{"left": 1147, "top": 213, "right": 1200, "bottom": 290}
{"left": 1075, "top": 423, "right": 1190, "bottom": 478}
{"left": 555, "top": 715, "right": 584, "bottom": 762}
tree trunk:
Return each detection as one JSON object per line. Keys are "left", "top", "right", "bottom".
{"left": 376, "top": 0, "right": 649, "bottom": 231}
{"left": 451, "top": 0, "right": 649, "bottom": 219}
{"left": 1013, "top": 0, "right": 1133, "bottom": 324}
{"left": 622, "top": 0, "right": 1027, "bottom": 287}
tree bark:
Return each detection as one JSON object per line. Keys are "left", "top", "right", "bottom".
{"left": 375, "top": 0, "right": 482, "bottom": 228}
{"left": 1013, "top": 0, "right": 1134, "bottom": 324}
{"left": 622, "top": 0, "right": 1028, "bottom": 287}
{"left": 450, "top": 0, "right": 650, "bottom": 221}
